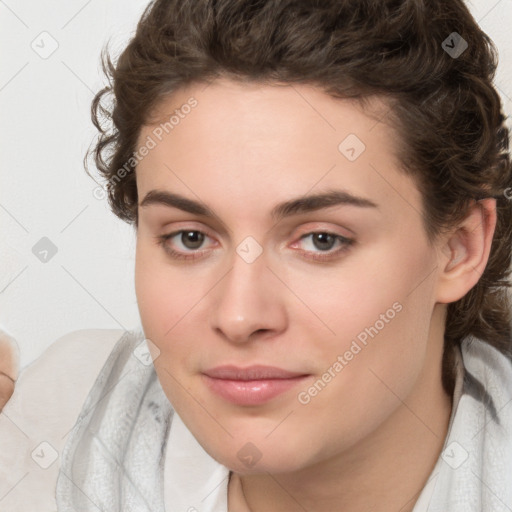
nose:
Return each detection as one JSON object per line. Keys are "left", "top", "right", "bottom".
{"left": 209, "top": 248, "right": 288, "bottom": 344}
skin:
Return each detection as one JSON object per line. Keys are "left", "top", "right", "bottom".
{"left": 0, "top": 331, "right": 18, "bottom": 411}
{"left": 134, "top": 78, "right": 496, "bottom": 512}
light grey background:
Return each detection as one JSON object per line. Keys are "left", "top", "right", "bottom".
{"left": 1, "top": 0, "right": 511, "bottom": 369}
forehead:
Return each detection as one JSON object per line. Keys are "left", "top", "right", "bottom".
{"left": 144, "top": 78, "right": 392, "bottom": 152}
{"left": 135, "top": 78, "right": 422, "bottom": 226}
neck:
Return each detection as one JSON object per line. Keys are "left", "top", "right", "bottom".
{"left": 229, "top": 305, "right": 453, "bottom": 512}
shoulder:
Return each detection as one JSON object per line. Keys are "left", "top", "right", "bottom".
{"left": 461, "top": 335, "right": 512, "bottom": 389}
{"left": 459, "top": 336, "right": 512, "bottom": 460}
{"left": 0, "top": 328, "right": 126, "bottom": 511}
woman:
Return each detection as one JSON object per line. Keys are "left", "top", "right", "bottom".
{"left": 1, "top": 0, "right": 511, "bottom": 510}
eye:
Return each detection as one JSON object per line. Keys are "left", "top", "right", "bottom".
{"left": 156, "top": 230, "right": 216, "bottom": 261}
{"left": 156, "top": 229, "right": 354, "bottom": 263}
{"left": 292, "top": 231, "right": 354, "bottom": 262}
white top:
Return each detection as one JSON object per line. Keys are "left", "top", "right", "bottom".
{"left": 165, "top": 411, "right": 230, "bottom": 511}
{"left": 1, "top": 328, "right": 511, "bottom": 511}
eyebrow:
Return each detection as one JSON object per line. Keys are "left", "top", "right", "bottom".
{"left": 139, "top": 188, "right": 378, "bottom": 222}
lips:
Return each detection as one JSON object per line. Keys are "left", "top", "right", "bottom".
{"left": 203, "top": 365, "right": 307, "bottom": 380}
{"left": 201, "top": 365, "right": 311, "bottom": 406}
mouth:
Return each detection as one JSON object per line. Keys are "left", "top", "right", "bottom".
{"left": 201, "top": 365, "right": 311, "bottom": 406}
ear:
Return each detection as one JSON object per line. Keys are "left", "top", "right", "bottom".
{"left": 435, "top": 198, "right": 497, "bottom": 304}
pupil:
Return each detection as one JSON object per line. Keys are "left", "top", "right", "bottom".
{"left": 182, "top": 231, "right": 204, "bottom": 249}
{"left": 314, "top": 233, "right": 335, "bottom": 250}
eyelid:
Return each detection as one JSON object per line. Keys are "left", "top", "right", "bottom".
{"left": 291, "top": 222, "right": 354, "bottom": 239}
{"left": 162, "top": 228, "right": 218, "bottom": 251}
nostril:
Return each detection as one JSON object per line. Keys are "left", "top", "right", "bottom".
{"left": 251, "top": 328, "right": 271, "bottom": 339}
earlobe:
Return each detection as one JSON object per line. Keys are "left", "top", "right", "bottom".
{"left": 435, "top": 198, "right": 497, "bottom": 304}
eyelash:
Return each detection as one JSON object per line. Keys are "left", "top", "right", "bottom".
{"left": 156, "top": 229, "right": 354, "bottom": 263}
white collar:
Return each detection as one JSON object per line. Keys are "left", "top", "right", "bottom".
{"left": 164, "top": 411, "right": 230, "bottom": 511}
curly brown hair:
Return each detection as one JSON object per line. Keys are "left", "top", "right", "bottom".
{"left": 87, "top": 0, "right": 512, "bottom": 396}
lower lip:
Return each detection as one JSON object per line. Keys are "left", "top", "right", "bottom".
{"left": 202, "top": 375, "right": 310, "bottom": 406}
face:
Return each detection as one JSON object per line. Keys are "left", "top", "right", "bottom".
{"left": 134, "top": 78, "right": 443, "bottom": 474}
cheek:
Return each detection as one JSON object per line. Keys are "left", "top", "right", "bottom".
{"left": 291, "top": 239, "right": 436, "bottom": 403}
{"left": 134, "top": 242, "right": 184, "bottom": 342}
{"left": 290, "top": 299, "right": 432, "bottom": 463}
{"left": 288, "top": 237, "right": 434, "bottom": 347}
{"left": 135, "top": 236, "right": 189, "bottom": 313}
{"left": 134, "top": 240, "right": 215, "bottom": 379}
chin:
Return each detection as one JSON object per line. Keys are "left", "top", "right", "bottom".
{"left": 197, "top": 430, "right": 318, "bottom": 475}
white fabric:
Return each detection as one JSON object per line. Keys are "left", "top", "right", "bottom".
{"left": 55, "top": 329, "right": 172, "bottom": 512}
{"left": 164, "top": 412, "right": 229, "bottom": 511}
{"left": 413, "top": 337, "right": 512, "bottom": 511}
{"left": 1, "top": 328, "right": 511, "bottom": 511}
{"left": 0, "top": 329, "right": 124, "bottom": 512}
